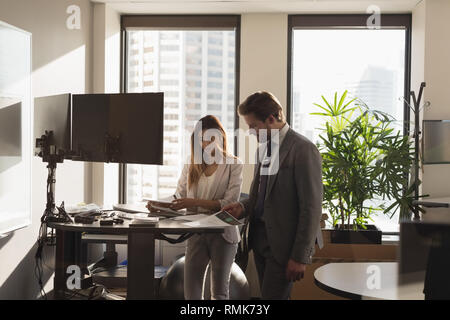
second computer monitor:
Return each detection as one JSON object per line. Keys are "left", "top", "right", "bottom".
{"left": 72, "top": 92, "right": 164, "bottom": 165}
{"left": 34, "top": 93, "right": 72, "bottom": 154}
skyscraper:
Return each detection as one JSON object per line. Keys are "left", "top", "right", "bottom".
{"left": 126, "top": 30, "right": 236, "bottom": 203}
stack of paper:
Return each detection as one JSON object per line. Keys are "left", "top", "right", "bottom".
{"left": 65, "top": 203, "right": 102, "bottom": 216}
{"left": 131, "top": 214, "right": 159, "bottom": 225}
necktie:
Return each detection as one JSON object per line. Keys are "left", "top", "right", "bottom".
{"left": 254, "top": 140, "right": 271, "bottom": 220}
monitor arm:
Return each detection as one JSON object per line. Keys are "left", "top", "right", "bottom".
{"left": 35, "top": 130, "right": 72, "bottom": 245}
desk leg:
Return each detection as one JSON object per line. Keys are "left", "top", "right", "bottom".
{"left": 127, "top": 228, "right": 156, "bottom": 300}
{"left": 54, "top": 229, "right": 82, "bottom": 299}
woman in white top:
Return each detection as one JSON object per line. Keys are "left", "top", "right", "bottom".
{"left": 148, "top": 115, "right": 243, "bottom": 300}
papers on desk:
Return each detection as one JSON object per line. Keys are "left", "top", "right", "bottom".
{"left": 182, "top": 211, "right": 243, "bottom": 228}
{"left": 150, "top": 204, "right": 183, "bottom": 215}
{"left": 65, "top": 203, "right": 102, "bottom": 216}
{"left": 171, "top": 214, "right": 209, "bottom": 222}
{"left": 130, "top": 215, "right": 159, "bottom": 225}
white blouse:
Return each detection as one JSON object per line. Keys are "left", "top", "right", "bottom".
{"left": 175, "top": 157, "right": 244, "bottom": 244}
{"left": 196, "top": 170, "right": 217, "bottom": 213}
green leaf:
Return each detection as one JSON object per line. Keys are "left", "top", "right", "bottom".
{"left": 338, "top": 90, "right": 348, "bottom": 110}
{"left": 311, "top": 90, "right": 423, "bottom": 229}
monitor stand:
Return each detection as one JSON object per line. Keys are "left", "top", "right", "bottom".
{"left": 36, "top": 130, "right": 72, "bottom": 245}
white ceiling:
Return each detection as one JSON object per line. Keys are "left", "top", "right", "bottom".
{"left": 91, "top": 0, "right": 422, "bottom": 14}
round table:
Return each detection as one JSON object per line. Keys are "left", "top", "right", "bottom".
{"left": 314, "top": 262, "right": 424, "bottom": 300}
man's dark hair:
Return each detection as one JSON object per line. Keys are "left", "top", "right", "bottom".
{"left": 238, "top": 91, "right": 285, "bottom": 122}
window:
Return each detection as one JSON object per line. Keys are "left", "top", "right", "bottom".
{"left": 122, "top": 15, "right": 240, "bottom": 203}
{"left": 288, "top": 14, "right": 411, "bottom": 232}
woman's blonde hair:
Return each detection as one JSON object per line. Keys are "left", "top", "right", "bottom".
{"left": 188, "top": 115, "right": 229, "bottom": 189}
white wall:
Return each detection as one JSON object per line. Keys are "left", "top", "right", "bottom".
{"left": 411, "top": 0, "right": 425, "bottom": 94}
{"left": 412, "top": 0, "right": 450, "bottom": 198}
{"left": 0, "top": 0, "right": 93, "bottom": 299}
{"left": 239, "top": 13, "right": 288, "bottom": 193}
{"left": 91, "top": 3, "right": 120, "bottom": 208}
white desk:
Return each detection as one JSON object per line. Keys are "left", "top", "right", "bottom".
{"left": 314, "top": 262, "right": 424, "bottom": 300}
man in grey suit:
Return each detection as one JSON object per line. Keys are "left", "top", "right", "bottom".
{"left": 223, "top": 91, "right": 323, "bottom": 300}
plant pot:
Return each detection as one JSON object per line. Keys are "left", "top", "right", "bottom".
{"left": 329, "top": 224, "right": 382, "bottom": 245}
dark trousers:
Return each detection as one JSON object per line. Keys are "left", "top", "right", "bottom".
{"left": 250, "top": 219, "right": 293, "bottom": 300}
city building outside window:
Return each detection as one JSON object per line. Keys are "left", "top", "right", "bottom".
{"left": 122, "top": 16, "right": 240, "bottom": 203}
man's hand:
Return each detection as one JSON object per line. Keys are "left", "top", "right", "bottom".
{"left": 286, "top": 259, "right": 307, "bottom": 282}
{"left": 222, "top": 202, "right": 244, "bottom": 219}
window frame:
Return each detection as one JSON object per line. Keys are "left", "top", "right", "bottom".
{"left": 287, "top": 14, "right": 412, "bottom": 233}
{"left": 119, "top": 15, "right": 241, "bottom": 204}
{"left": 287, "top": 14, "right": 412, "bottom": 135}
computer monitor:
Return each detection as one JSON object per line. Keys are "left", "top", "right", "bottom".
{"left": 33, "top": 93, "right": 72, "bottom": 155}
{"left": 71, "top": 93, "right": 164, "bottom": 165}
{"left": 400, "top": 215, "right": 450, "bottom": 300}
{"left": 422, "top": 120, "right": 450, "bottom": 164}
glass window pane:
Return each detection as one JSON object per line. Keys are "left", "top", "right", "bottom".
{"left": 292, "top": 29, "right": 405, "bottom": 142}
{"left": 291, "top": 29, "right": 406, "bottom": 232}
{"left": 126, "top": 30, "right": 236, "bottom": 202}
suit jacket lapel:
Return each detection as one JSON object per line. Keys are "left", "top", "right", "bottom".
{"left": 265, "top": 129, "right": 295, "bottom": 198}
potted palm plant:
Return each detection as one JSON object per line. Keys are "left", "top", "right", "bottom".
{"left": 312, "top": 91, "right": 419, "bottom": 244}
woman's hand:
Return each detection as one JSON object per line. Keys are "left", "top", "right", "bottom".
{"left": 146, "top": 201, "right": 160, "bottom": 213}
{"left": 170, "top": 198, "right": 198, "bottom": 211}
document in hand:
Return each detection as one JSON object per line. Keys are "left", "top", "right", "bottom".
{"left": 142, "top": 197, "right": 173, "bottom": 207}
{"left": 183, "top": 211, "right": 243, "bottom": 228}
{"left": 143, "top": 196, "right": 185, "bottom": 216}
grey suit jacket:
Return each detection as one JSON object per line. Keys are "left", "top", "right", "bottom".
{"left": 241, "top": 128, "right": 324, "bottom": 265}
